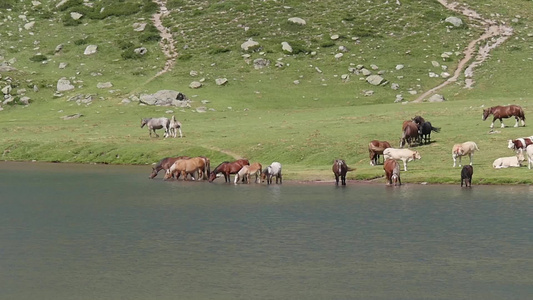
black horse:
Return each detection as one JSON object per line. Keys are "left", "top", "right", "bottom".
{"left": 418, "top": 122, "right": 440, "bottom": 144}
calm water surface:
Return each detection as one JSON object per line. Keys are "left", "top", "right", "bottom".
{"left": 0, "top": 162, "right": 531, "bottom": 300}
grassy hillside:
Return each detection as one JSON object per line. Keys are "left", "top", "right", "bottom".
{"left": 1, "top": 0, "right": 533, "bottom": 184}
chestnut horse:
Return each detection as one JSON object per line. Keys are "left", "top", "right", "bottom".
{"left": 149, "top": 156, "right": 190, "bottom": 179}
{"left": 368, "top": 140, "right": 392, "bottom": 166}
{"left": 164, "top": 157, "right": 206, "bottom": 180}
{"left": 209, "top": 159, "right": 250, "bottom": 182}
{"left": 332, "top": 159, "right": 354, "bottom": 186}
{"left": 400, "top": 120, "right": 419, "bottom": 148}
{"left": 383, "top": 159, "right": 401, "bottom": 186}
{"left": 482, "top": 105, "right": 525, "bottom": 128}
{"left": 507, "top": 136, "right": 533, "bottom": 151}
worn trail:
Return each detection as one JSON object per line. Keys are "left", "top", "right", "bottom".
{"left": 414, "top": 0, "right": 513, "bottom": 102}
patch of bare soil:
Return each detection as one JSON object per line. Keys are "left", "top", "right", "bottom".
{"left": 150, "top": 0, "right": 178, "bottom": 80}
{"left": 414, "top": 0, "right": 513, "bottom": 102}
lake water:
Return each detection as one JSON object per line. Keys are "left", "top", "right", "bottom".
{"left": 0, "top": 162, "right": 531, "bottom": 300}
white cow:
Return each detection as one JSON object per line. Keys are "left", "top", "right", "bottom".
{"left": 492, "top": 151, "right": 525, "bottom": 169}
{"left": 452, "top": 141, "right": 479, "bottom": 167}
{"left": 383, "top": 148, "right": 421, "bottom": 171}
{"left": 526, "top": 145, "right": 533, "bottom": 169}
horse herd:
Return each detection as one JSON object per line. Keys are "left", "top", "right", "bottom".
{"left": 343, "top": 104, "right": 529, "bottom": 187}
{"left": 145, "top": 104, "right": 530, "bottom": 187}
{"left": 149, "top": 156, "right": 283, "bottom": 185}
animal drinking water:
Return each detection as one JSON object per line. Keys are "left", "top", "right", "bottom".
{"left": 163, "top": 157, "right": 206, "bottom": 181}
{"left": 383, "top": 159, "right": 401, "bottom": 186}
{"left": 149, "top": 156, "right": 190, "bottom": 179}
{"left": 234, "top": 162, "right": 262, "bottom": 184}
{"left": 482, "top": 105, "right": 525, "bottom": 128}
{"left": 141, "top": 117, "right": 170, "bottom": 138}
{"left": 208, "top": 159, "right": 250, "bottom": 183}
{"left": 262, "top": 162, "right": 282, "bottom": 185}
{"left": 332, "top": 159, "right": 354, "bottom": 186}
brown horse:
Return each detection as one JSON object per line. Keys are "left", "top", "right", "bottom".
{"left": 332, "top": 159, "right": 354, "bottom": 186}
{"left": 164, "top": 157, "right": 206, "bottom": 180}
{"left": 149, "top": 156, "right": 190, "bottom": 179}
{"left": 482, "top": 105, "right": 525, "bottom": 128}
{"left": 384, "top": 159, "right": 401, "bottom": 186}
{"left": 400, "top": 120, "right": 419, "bottom": 148}
{"left": 209, "top": 159, "right": 250, "bottom": 182}
{"left": 368, "top": 140, "right": 392, "bottom": 166}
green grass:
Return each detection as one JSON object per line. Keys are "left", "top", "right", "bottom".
{"left": 1, "top": 0, "right": 533, "bottom": 185}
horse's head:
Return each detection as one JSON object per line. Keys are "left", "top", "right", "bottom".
{"left": 482, "top": 108, "right": 491, "bottom": 121}
{"left": 141, "top": 118, "right": 148, "bottom": 128}
{"left": 507, "top": 139, "right": 516, "bottom": 149}
{"left": 208, "top": 171, "right": 217, "bottom": 182}
{"left": 412, "top": 115, "right": 425, "bottom": 125}
{"left": 163, "top": 170, "right": 173, "bottom": 180}
{"left": 413, "top": 151, "right": 421, "bottom": 160}
{"left": 149, "top": 167, "right": 158, "bottom": 179}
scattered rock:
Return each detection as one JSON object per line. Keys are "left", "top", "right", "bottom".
{"left": 57, "top": 78, "right": 74, "bottom": 92}
{"left": 391, "top": 83, "right": 400, "bottom": 90}
{"left": 288, "top": 17, "right": 306, "bottom": 25}
{"left": 24, "top": 21, "right": 35, "bottom": 30}
{"left": 84, "top": 45, "right": 98, "bottom": 55}
{"left": 134, "top": 47, "right": 147, "bottom": 55}
{"left": 189, "top": 81, "right": 203, "bottom": 89}
{"left": 70, "top": 12, "right": 83, "bottom": 20}
{"left": 59, "top": 62, "right": 68, "bottom": 69}
{"left": 395, "top": 94, "right": 404, "bottom": 103}
{"left": 428, "top": 94, "right": 446, "bottom": 102}
{"left": 139, "top": 90, "right": 191, "bottom": 107}
{"left": 445, "top": 16, "right": 463, "bottom": 27}
{"left": 61, "top": 113, "right": 83, "bottom": 120}
{"left": 215, "top": 78, "right": 228, "bottom": 86}
{"left": 281, "top": 42, "right": 293, "bottom": 53}
{"left": 97, "top": 82, "right": 113, "bottom": 89}
{"left": 366, "top": 75, "right": 384, "bottom": 86}
{"left": 133, "top": 22, "right": 147, "bottom": 32}
{"left": 253, "top": 58, "right": 269, "bottom": 69}
{"left": 241, "top": 39, "right": 260, "bottom": 51}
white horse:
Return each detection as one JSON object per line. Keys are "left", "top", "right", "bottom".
{"left": 452, "top": 141, "right": 479, "bottom": 167}
{"left": 169, "top": 115, "right": 183, "bottom": 138}
{"left": 262, "top": 162, "right": 282, "bottom": 184}
{"left": 141, "top": 117, "right": 170, "bottom": 138}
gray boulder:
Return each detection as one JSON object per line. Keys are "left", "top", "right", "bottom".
{"left": 428, "top": 94, "right": 446, "bottom": 102}
{"left": 253, "top": 58, "right": 270, "bottom": 69}
{"left": 366, "top": 75, "right": 384, "bottom": 86}
{"left": 57, "top": 78, "right": 75, "bottom": 92}
{"left": 241, "top": 39, "right": 260, "bottom": 51}
{"left": 288, "top": 17, "right": 306, "bottom": 25}
{"left": 139, "top": 90, "right": 191, "bottom": 107}
{"left": 281, "top": 42, "right": 293, "bottom": 53}
{"left": 84, "top": 45, "right": 98, "bottom": 55}
{"left": 445, "top": 16, "right": 463, "bottom": 27}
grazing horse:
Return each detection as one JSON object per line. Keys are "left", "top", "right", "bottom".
{"left": 209, "top": 159, "right": 250, "bottom": 182}
{"left": 400, "top": 121, "right": 420, "bottom": 148}
{"left": 507, "top": 136, "right": 533, "bottom": 152}
{"left": 482, "top": 105, "right": 525, "bottom": 128}
{"left": 383, "top": 159, "right": 401, "bottom": 186}
{"left": 141, "top": 117, "right": 170, "bottom": 138}
{"left": 164, "top": 157, "right": 206, "bottom": 180}
{"left": 418, "top": 122, "right": 440, "bottom": 144}
{"left": 234, "top": 162, "right": 262, "bottom": 184}
{"left": 452, "top": 141, "right": 479, "bottom": 167}
{"left": 149, "top": 156, "right": 190, "bottom": 179}
{"left": 461, "top": 165, "right": 473, "bottom": 187}
{"left": 332, "top": 159, "right": 354, "bottom": 186}
{"left": 368, "top": 140, "right": 392, "bottom": 166}
{"left": 262, "top": 162, "right": 282, "bottom": 185}
{"left": 168, "top": 115, "right": 183, "bottom": 138}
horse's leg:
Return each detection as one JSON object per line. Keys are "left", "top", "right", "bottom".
{"left": 403, "top": 159, "right": 408, "bottom": 172}
{"left": 469, "top": 153, "right": 473, "bottom": 166}
{"left": 499, "top": 118, "right": 505, "bottom": 128}
{"left": 342, "top": 174, "right": 346, "bottom": 185}
{"left": 514, "top": 116, "right": 519, "bottom": 127}
{"left": 178, "top": 128, "right": 183, "bottom": 138}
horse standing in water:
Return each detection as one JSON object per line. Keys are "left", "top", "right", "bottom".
{"left": 262, "top": 162, "right": 282, "bottom": 185}
{"left": 482, "top": 105, "right": 525, "bottom": 128}
{"left": 149, "top": 156, "right": 190, "bottom": 179}
{"left": 141, "top": 117, "right": 170, "bottom": 138}
{"left": 209, "top": 159, "right": 250, "bottom": 183}
{"left": 332, "top": 159, "right": 354, "bottom": 186}
{"left": 383, "top": 159, "right": 401, "bottom": 186}
{"left": 164, "top": 157, "right": 206, "bottom": 181}
{"left": 368, "top": 140, "right": 392, "bottom": 166}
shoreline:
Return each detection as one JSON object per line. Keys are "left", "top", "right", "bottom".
{"left": 2, "top": 160, "right": 530, "bottom": 186}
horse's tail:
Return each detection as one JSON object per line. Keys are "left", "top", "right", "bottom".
{"left": 432, "top": 126, "right": 441, "bottom": 133}
{"left": 520, "top": 107, "right": 526, "bottom": 120}
{"left": 346, "top": 166, "right": 356, "bottom": 172}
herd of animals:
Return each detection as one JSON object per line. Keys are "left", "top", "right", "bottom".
{"left": 144, "top": 104, "right": 533, "bottom": 187}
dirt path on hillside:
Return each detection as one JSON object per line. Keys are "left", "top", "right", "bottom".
{"left": 413, "top": 0, "right": 513, "bottom": 102}
{"left": 148, "top": 0, "right": 178, "bottom": 81}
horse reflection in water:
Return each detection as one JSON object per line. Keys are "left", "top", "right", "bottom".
{"left": 209, "top": 159, "right": 250, "bottom": 183}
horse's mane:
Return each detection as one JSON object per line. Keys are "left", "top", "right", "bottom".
{"left": 213, "top": 161, "right": 230, "bottom": 172}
